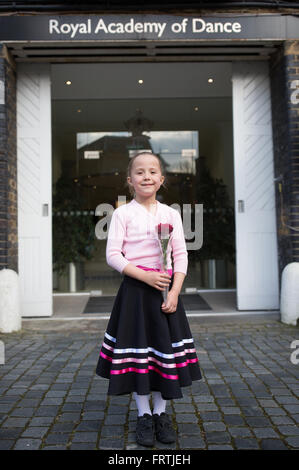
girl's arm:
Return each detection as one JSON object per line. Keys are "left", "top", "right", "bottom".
{"left": 123, "top": 263, "right": 172, "bottom": 292}
{"left": 106, "top": 208, "right": 130, "bottom": 273}
{"left": 170, "top": 272, "right": 185, "bottom": 296}
{"left": 122, "top": 263, "right": 149, "bottom": 282}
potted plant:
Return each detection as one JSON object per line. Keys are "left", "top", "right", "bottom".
{"left": 192, "top": 156, "right": 235, "bottom": 288}
{"left": 52, "top": 175, "right": 96, "bottom": 292}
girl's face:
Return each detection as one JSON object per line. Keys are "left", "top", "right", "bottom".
{"left": 127, "top": 154, "right": 164, "bottom": 199}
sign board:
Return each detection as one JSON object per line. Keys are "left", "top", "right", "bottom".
{"left": 0, "top": 14, "right": 298, "bottom": 41}
{"left": 84, "top": 150, "right": 100, "bottom": 159}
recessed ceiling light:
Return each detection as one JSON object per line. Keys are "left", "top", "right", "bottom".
{"left": 138, "top": 79, "right": 144, "bottom": 84}
{"left": 65, "top": 80, "right": 72, "bottom": 85}
{"left": 208, "top": 78, "right": 213, "bottom": 83}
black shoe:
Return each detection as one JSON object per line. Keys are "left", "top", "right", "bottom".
{"left": 136, "top": 413, "right": 155, "bottom": 447}
{"left": 153, "top": 412, "right": 176, "bottom": 444}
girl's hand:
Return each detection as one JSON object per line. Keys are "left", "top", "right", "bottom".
{"left": 161, "top": 290, "right": 178, "bottom": 314}
{"left": 144, "top": 271, "right": 171, "bottom": 291}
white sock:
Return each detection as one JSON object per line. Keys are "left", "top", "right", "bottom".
{"left": 133, "top": 392, "right": 152, "bottom": 417}
{"left": 152, "top": 391, "right": 166, "bottom": 415}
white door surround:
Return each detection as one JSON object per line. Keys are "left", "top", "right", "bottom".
{"left": 17, "top": 63, "right": 53, "bottom": 317}
{"left": 232, "top": 61, "right": 279, "bottom": 310}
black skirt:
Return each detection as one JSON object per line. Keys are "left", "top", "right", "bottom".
{"left": 96, "top": 274, "right": 202, "bottom": 400}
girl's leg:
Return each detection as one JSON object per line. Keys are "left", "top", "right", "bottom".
{"left": 133, "top": 392, "right": 152, "bottom": 416}
{"left": 152, "top": 391, "right": 166, "bottom": 415}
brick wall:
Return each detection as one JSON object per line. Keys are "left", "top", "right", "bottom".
{"left": 0, "top": 45, "right": 17, "bottom": 272}
{"left": 269, "top": 40, "right": 299, "bottom": 285}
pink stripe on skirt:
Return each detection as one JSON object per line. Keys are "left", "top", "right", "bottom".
{"left": 110, "top": 365, "right": 179, "bottom": 380}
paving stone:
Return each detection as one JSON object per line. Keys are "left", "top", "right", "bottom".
{"left": 245, "top": 417, "right": 272, "bottom": 427}
{"left": 101, "top": 426, "right": 125, "bottom": 437}
{"left": 34, "top": 406, "right": 60, "bottom": 417}
{"left": 0, "top": 428, "right": 23, "bottom": 439}
{"left": 0, "top": 440, "right": 15, "bottom": 450}
{"left": 240, "top": 406, "right": 264, "bottom": 417}
{"left": 21, "top": 427, "right": 48, "bottom": 438}
{"left": 258, "top": 399, "right": 279, "bottom": 407}
{"left": 0, "top": 403, "right": 17, "bottom": 414}
{"left": 2, "top": 417, "right": 30, "bottom": 427}
{"left": 51, "top": 422, "right": 75, "bottom": 432}
{"left": 178, "top": 436, "right": 205, "bottom": 449}
{"left": 216, "top": 398, "right": 236, "bottom": 406}
{"left": 69, "top": 443, "right": 96, "bottom": 450}
{"left": 260, "top": 439, "right": 288, "bottom": 450}
{"left": 196, "top": 403, "right": 218, "bottom": 411}
{"left": 276, "top": 425, "right": 299, "bottom": 436}
{"left": 173, "top": 404, "right": 196, "bottom": 413}
{"left": 228, "top": 427, "right": 253, "bottom": 438}
{"left": 13, "top": 439, "right": 42, "bottom": 450}
{"left": 56, "top": 412, "right": 81, "bottom": 422}
{"left": 221, "top": 407, "right": 242, "bottom": 415}
{"left": 274, "top": 396, "right": 298, "bottom": 405}
{"left": 263, "top": 407, "right": 287, "bottom": 416}
{"left": 193, "top": 395, "right": 215, "bottom": 403}
{"left": 108, "top": 396, "right": 130, "bottom": 405}
{"left": 252, "top": 427, "right": 280, "bottom": 439}
{"left": 40, "top": 398, "right": 64, "bottom": 406}
{"left": 205, "top": 432, "right": 232, "bottom": 444}
{"left": 45, "top": 433, "right": 70, "bottom": 445}
{"left": 104, "top": 414, "right": 127, "bottom": 425}
{"left": 11, "top": 407, "right": 36, "bottom": 418}
{"left": 291, "top": 415, "right": 299, "bottom": 424}
{"left": 203, "top": 422, "right": 226, "bottom": 432}
{"left": 234, "top": 438, "right": 260, "bottom": 449}
{"left": 61, "top": 403, "right": 83, "bottom": 412}
{"left": 76, "top": 420, "right": 102, "bottom": 432}
{"left": 199, "top": 412, "right": 223, "bottom": 421}
{"left": 282, "top": 405, "right": 299, "bottom": 414}
{"left": 177, "top": 423, "right": 202, "bottom": 435}
{"left": 106, "top": 405, "right": 128, "bottom": 414}
{"left": 284, "top": 437, "right": 299, "bottom": 448}
{"left": 45, "top": 391, "right": 67, "bottom": 398}
{"left": 173, "top": 396, "right": 192, "bottom": 404}
{"left": 208, "top": 445, "right": 233, "bottom": 450}
{"left": 98, "top": 438, "right": 125, "bottom": 450}
{"left": 42, "top": 445, "right": 68, "bottom": 450}
{"left": 175, "top": 414, "right": 198, "bottom": 423}
{"left": 81, "top": 411, "right": 105, "bottom": 421}
{"left": 270, "top": 416, "right": 295, "bottom": 426}
{"left": 223, "top": 415, "right": 246, "bottom": 426}
{"left": 72, "top": 432, "right": 98, "bottom": 443}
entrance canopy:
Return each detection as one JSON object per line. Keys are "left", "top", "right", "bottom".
{"left": 1, "top": 12, "right": 298, "bottom": 62}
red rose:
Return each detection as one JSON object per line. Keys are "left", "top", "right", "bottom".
{"left": 157, "top": 223, "right": 173, "bottom": 239}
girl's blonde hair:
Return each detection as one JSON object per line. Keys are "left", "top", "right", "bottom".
{"left": 126, "top": 151, "right": 167, "bottom": 198}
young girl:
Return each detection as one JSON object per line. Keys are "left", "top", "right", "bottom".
{"left": 96, "top": 151, "right": 202, "bottom": 447}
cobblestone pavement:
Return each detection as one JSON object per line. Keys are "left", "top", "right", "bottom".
{"left": 0, "top": 315, "right": 298, "bottom": 450}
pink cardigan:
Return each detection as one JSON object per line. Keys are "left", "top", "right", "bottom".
{"left": 106, "top": 198, "right": 188, "bottom": 275}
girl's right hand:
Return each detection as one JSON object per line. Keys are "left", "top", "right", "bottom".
{"left": 144, "top": 271, "right": 171, "bottom": 291}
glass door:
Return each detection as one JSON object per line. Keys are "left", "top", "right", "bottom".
{"left": 52, "top": 98, "right": 235, "bottom": 294}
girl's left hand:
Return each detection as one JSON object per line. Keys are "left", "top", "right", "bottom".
{"left": 161, "top": 290, "right": 178, "bottom": 314}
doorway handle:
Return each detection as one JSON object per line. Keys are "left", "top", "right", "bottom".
{"left": 238, "top": 200, "right": 245, "bottom": 213}
{"left": 42, "top": 203, "right": 49, "bottom": 217}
